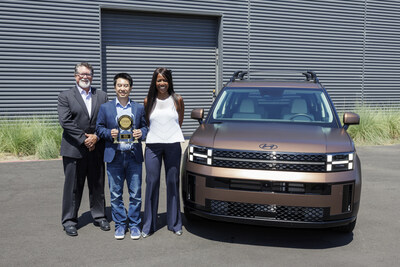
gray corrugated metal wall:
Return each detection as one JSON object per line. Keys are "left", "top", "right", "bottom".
{"left": 249, "top": 0, "right": 365, "bottom": 110}
{"left": 364, "top": 0, "right": 400, "bottom": 106}
{"left": 0, "top": 0, "right": 400, "bottom": 134}
{"left": 101, "top": 10, "right": 218, "bottom": 135}
{"left": 0, "top": 1, "right": 101, "bottom": 119}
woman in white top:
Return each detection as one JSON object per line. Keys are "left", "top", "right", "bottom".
{"left": 142, "top": 67, "right": 185, "bottom": 237}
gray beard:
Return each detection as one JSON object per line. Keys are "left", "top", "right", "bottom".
{"left": 78, "top": 79, "right": 91, "bottom": 89}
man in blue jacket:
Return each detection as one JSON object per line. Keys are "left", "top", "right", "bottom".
{"left": 96, "top": 73, "right": 148, "bottom": 240}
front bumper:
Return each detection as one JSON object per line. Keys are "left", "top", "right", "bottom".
{"left": 182, "top": 164, "right": 361, "bottom": 228}
{"left": 184, "top": 202, "right": 358, "bottom": 228}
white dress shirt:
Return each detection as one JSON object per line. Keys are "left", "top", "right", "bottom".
{"left": 76, "top": 83, "right": 92, "bottom": 118}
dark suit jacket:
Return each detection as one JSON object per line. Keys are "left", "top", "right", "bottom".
{"left": 57, "top": 85, "right": 108, "bottom": 159}
{"left": 96, "top": 99, "right": 148, "bottom": 163}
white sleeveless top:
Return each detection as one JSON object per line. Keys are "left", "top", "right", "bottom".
{"left": 145, "top": 96, "right": 185, "bottom": 144}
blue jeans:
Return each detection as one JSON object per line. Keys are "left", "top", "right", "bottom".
{"left": 107, "top": 151, "right": 142, "bottom": 229}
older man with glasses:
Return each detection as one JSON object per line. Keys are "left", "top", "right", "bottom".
{"left": 57, "top": 62, "right": 110, "bottom": 236}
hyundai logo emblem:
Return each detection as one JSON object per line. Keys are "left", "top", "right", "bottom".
{"left": 259, "top": 144, "right": 278, "bottom": 150}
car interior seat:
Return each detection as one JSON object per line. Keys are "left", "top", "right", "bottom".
{"left": 283, "top": 98, "right": 314, "bottom": 121}
{"left": 232, "top": 98, "right": 262, "bottom": 119}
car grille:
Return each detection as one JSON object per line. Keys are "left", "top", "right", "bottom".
{"left": 209, "top": 200, "right": 327, "bottom": 222}
{"left": 212, "top": 149, "right": 326, "bottom": 172}
{"left": 206, "top": 177, "right": 331, "bottom": 195}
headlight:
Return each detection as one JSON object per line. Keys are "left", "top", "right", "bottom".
{"left": 326, "top": 152, "right": 354, "bottom": 171}
{"left": 189, "top": 145, "right": 213, "bottom": 165}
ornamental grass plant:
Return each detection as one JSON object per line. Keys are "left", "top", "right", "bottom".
{"left": 0, "top": 107, "right": 399, "bottom": 160}
{"left": 343, "top": 106, "right": 400, "bottom": 146}
{"left": 0, "top": 117, "right": 62, "bottom": 159}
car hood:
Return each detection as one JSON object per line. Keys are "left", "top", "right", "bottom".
{"left": 190, "top": 122, "right": 354, "bottom": 153}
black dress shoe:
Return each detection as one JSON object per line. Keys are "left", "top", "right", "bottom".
{"left": 94, "top": 219, "right": 110, "bottom": 231}
{"left": 64, "top": 225, "right": 78, "bottom": 236}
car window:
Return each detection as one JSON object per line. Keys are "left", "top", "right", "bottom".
{"left": 211, "top": 87, "right": 334, "bottom": 124}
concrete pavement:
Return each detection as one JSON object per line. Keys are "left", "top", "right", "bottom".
{"left": 0, "top": 144, "right": 399, "bottom": 266}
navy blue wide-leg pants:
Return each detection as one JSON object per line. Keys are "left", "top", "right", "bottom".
{"left": 142, "top": 142, "right": 182, "bottom": 234}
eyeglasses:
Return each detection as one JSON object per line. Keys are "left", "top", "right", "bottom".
{"left": 76, "top": 73, "right": 93, "bottom": 78}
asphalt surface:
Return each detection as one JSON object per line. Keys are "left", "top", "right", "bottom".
{"left": 0, "top": 144, "right": 399, "bottom": 267}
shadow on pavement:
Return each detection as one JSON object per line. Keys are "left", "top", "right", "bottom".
{"left": 77, "top": 207, "right": 112, "bottom": 230}
{"left": 77, "top": 210, "right": 170, "bottom": 233}
{"left": 183, "top": 214, "right": 353, "bottom": 249}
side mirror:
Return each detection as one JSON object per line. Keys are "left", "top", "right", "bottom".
{"left": 343, "top": 112, "right": 360, "bottom": 130}
{"left": 191, "top": 108, "right": 204, "bottom": 124}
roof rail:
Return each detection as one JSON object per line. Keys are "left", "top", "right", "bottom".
{"left": 229, "top": 69, "right": 319, "bottom": 83}
{"left": 303, "top": 70, "right": 319, "bottom": 83}
{"left": 229, "top": 71, "right": 248, "bottom": 82}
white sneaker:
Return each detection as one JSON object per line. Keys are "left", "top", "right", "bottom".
{"left": 114, "top": 226, "right": 125, "bottom": 240}
{"left": 130, "top": 227, "right": 141, "bottom": 240}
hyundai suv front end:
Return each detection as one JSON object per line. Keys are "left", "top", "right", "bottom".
{"left": 181, "top": 70, "right": 361, "bottom": 232}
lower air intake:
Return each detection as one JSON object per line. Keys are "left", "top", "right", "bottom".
{"left": 210, "top": 200, "right": 326, "bottom": 222}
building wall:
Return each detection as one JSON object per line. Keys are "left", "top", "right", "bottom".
{"left": 0, "top": 0, "right": 399, "bottom": 134}
{"left": 100, "top": 9, "right": 220, "bottom": 135}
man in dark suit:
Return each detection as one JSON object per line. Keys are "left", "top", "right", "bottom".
{"left": 57, "top": 62, "right": 110, "bottom": 236}
{"left": 96, "top": 73, "right": 148, "bottom": 240}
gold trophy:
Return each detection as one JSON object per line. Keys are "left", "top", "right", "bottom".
{"left": 114, "top": 115, "right": 137, "bottom": 143}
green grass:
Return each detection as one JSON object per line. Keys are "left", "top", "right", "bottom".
{"left": 342, "top": 106, "right": 400, "bottom": 146}
{"left": 0, "top": 108, "right": 399, "bottom": 159}
{"left": 0, "top": 117, "right": 62, "bottom": 159}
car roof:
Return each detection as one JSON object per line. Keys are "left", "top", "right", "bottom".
{"left": 226, "top": 80, "right": 323, "bottom": 89}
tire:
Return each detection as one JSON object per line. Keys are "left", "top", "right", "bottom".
{"left": 334, "top": 219, "right": 357, "bottom": 233}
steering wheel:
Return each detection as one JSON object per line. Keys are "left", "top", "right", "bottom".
{"left": 289, "top": 113, "right": 313, "bottom": 121}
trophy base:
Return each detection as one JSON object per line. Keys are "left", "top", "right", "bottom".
{"left": 113, "top": 140, "right": 137, "bottom": 144}
{"left": 113, "top": 138, "right": 138, "bottom": 144}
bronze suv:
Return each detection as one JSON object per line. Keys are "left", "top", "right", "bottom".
{"left": 181, "top": 70, "right": 361, "bottom": 233}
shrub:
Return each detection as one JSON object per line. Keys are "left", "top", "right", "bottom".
{"left": 344, "top": 106, "right": 400, "bottom": 145}
{"left": 36, "top": 136, "right": 60, "bottom": 159}
{"left": 0, "top": 117, "right": 62, "bottom": 159}
{"left": 1, "top": 108, "right": 400, "bottom": 160}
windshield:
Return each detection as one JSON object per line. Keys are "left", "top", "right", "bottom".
{"left": 210, "top": 87, "right": 336, "bottom": 125}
